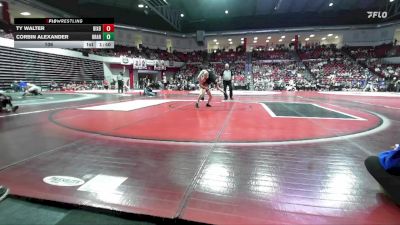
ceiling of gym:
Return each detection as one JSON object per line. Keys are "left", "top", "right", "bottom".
{"left": 31, "top": 0, "right": 394, "bottom": 32}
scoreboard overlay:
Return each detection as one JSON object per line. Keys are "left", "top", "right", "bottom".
{"left": 13, "top": 18, "right": 114, "bottom": 49}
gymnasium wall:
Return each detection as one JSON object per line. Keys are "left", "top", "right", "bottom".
{"left": 342, "top": 25, "right": 396, "bottom": 46}
{"left": 103, "top": 63, "right": 129, "bottom": 83}
{"left": 114, "top": 28, "right": 203, "bottom": 52}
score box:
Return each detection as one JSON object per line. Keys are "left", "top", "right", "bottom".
{"left": 103, "top": 32, "right": 114, "bottom": 41}
{"left": 102, "top": 24, "right": 114, "bottom": 32}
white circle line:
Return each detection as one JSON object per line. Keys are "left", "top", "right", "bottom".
{"left": 15, "top": 93, "right": 99, "bottom": 106}
{"left": 78, "top": 112, "right": 390, "bottom": 147}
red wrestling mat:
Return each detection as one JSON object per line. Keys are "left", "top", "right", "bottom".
{"left": 0, "top": 139, "right": 210, "bottom": 219}
{"left": 1, "top": 93, "right": 400, "bottom": 225}
{"left": 49, "top": 100, "right": 382, "bottom": 143}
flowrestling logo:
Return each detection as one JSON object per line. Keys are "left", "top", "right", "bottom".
{"left": 367, "top": 11, "right": 388, "bottom": 19}
{"left": 43, "top": 176, "right": 85, "bottom": 187}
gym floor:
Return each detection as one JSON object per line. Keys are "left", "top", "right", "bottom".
{"left": 0, "top": 90, "right": 399, "bottom": 225}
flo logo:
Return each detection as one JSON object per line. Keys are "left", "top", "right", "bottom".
{"left": 43, "top": 176, "right": 85, "bottom": 186}
{"left": 367, "top": 11, "right": 388, "bottom": 19}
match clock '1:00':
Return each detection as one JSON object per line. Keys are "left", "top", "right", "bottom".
{"left": 99, "top": 42, "right": 112, "bottom": 47}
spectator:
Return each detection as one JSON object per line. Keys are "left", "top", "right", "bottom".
{"left": 0, "top": 91, "right": 19, "bottom": 113}
{"left": 394, "top": 77, "right": 400, "bottom": 92}
{"left": 49, "top": 80, "right": 58, "bottom": 91}
{"left": 103, "top": 79, "right": 110, "bottom": 90}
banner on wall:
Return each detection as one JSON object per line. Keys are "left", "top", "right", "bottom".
{"left": 154, "top": 60, "right": 166, "bottom": 70}
{"left": 133, "top": 58, "right": 147, "bottom": 69}
{"left": 128, "top": 58, "right": 171, "bottom": 70}
{"left": 120, "top": 55, "right": 133, "bottom": 65}
{"left": 115, "top": 57, "right": 182, "bottom": 69}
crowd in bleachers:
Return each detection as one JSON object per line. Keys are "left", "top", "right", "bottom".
{"left": 211, "top": 62, "right": 247, "bottom": 87}
{"left": 161, "top": 61, "right": 248, "bottom": 90}
{"left": 344, "top": 44, "right": 395, "bottom": 61}
{"left": 82, "top": 45, "right": 181, "bottom": 61}
{"left": 3, "top": 21, "right": 400, "bottom": 93}
{"left": 299, "top": 45, "right": 345, "bottom": 60}
{"left": 101, "top": 43, "right": 399, "bottom": 92}
{"left": 250, "top": 47, "right": 308, "bottom": 90}
{"left": 77, "top": 45, "right": 209, "bottom": 63}
{"left": 163, "top": 75, "right": 197, "bottom": 91}
{"left": 340, "top": 45, "right": 399, "bottom": 91}
{"left": 252, "top": 48, "right": 294, "bottom": 60}
{"left": 345, "top": 47, "right": 378, "bottom": 60}
{"left": 298, "top": 45, "right": 385, "bottom": 91}
{"left": 252, "top": 61, "right": 310, "bottom": 91}
{"left": 2, "top": 35, "right": 400, "bottom": 93}
{"left": 210, "top": 49, "right": 246, "bottom": 62}
{"left": 69, "top": 41, "right": 400, "bottom": 93}
{"left": 365, "top": 59, "right": 400, "bottom": 91}
{"left": 371, "top": 62, "right": 400, "bottom": 78}
{"left": 305, "top": 59, "right": 368, "bottom": 90}
{"left": 163, "top": 64, "right": 201, "bottom": 90}
{"left": 174, "top": 50, "right": 208, "bottom": 63}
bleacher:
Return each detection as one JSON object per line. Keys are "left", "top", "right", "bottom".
{"left": 368, "top": 61, "right": 400, "bottom": 78}
{"left": 305, "top": 58, "right": 367, "bottom": 87}
{"left": 252, "top": 61, "right": 307, "bottom": 90}
{"left": 179, "top": 64, "right": 202, "bottom": 78}
{"left": 84, "top": 44, "right": 207, "bottom": 63}
{"left": 0, "top": 46, "right": 104, "bottom": 90}
{"left": 176, "top": 50, "right": 207, "bottom": 63}
{"left": 210, "top": 50, "right": 246, "bottom": 63}
{"left": 2, "top": 39, "right": 396, "bottom": 92}
{"left": 299, "top": 46, "right": 344, "bottom": 60}
{"left": 344, "top": 46, "right": 378, "bottom": 61}
{"left": 252, "top": 49, "right": 294, "bottom": 60}
{"left": 209, "top": 62, "right": 247, "bottom": 87}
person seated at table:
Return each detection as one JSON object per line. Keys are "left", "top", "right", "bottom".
{"left": 49, "top": 80, "right": 58, "bottom": 91}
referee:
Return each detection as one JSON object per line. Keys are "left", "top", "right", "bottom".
{"left": 117, "top": 72, "right": 124, "bottom": 93}
{"left": 222, "top": 63, "right": 234, "bottom": 100}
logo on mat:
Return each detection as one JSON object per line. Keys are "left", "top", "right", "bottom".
{"left": 43, "top": 176, "right": 85, "bottom": 187}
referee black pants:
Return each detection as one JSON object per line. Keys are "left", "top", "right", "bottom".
{"left": 223, "top": 80, "right": 233, "bottom": 100}
{"left": 117, "top": 80, "right": 124, "bottom": 93}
